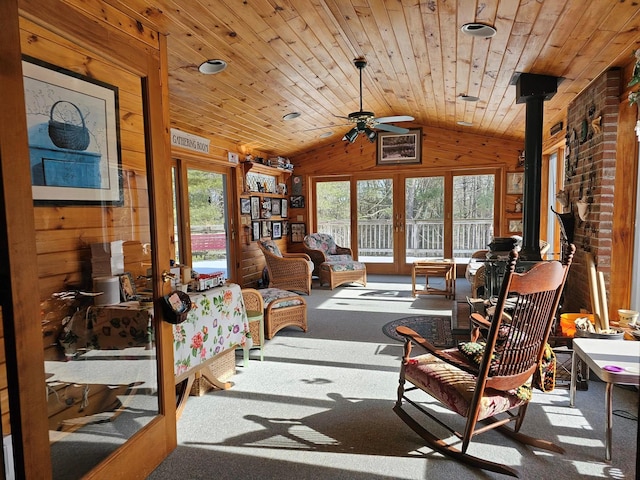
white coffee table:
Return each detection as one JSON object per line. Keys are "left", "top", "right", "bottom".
{"left": 569, "top": 338, "right": 640, "bottom": 461}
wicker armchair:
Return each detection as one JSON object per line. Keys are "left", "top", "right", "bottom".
{"left": 303, "top": 233, "right": 353, "bottom": 277}
{"left": 257, "top": 240, "right": 313, "bottom": 295}
{"left": 465, "top": 249, "right": 488, "bottom": 298}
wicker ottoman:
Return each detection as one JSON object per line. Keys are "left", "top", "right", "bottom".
{"left": 319, "top": 261, "right": 367, "bottom": 290}
{"left": 259, "top": 288, "right": 307, "bottom": 339}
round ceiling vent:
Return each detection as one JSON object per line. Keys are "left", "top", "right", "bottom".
{"left": 282, "top": 112, "right": 301, "bottom": 121}
{"left": 459, "top": 94, "right": 480, "bottom": 102}
{"left": 461, "top": 23, "right": 497, "bottom": 38}
{"left": 457, "top": 121, "right": 473, "bottom": 127}
{"left": 198, "top": 59, "right": 228, "bottom": 74}
{"left": 319, "top": 131, "right": 333, "bottom": 138}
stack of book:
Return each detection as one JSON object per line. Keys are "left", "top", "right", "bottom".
{"left": 91, "top": 240, "right": 125, "bottom": 277}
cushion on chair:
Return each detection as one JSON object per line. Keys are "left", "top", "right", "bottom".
{"left": 404, "top": 352, "right": 529, "bottom": 420}
{"left": 304, "top": 233, "right": 337, "bottom": 254}
{"left": 259, "top": 239, "right": 282, "bottom": 257}
{"left": 320, "top": 261, "right": 366, "bottom": 272}
{"left": 326, "top": 254, "right": 353, "bottom": 263}
{"left": 259, "top": 288, "right": 304, "bottom": 308}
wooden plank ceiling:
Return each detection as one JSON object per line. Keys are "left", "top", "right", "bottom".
{"left": 114, "top": 0, "right": 640, "bottom": 158}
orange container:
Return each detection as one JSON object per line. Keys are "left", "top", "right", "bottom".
{"left": 560, "top": 313, "right": 595, "bottom": 338}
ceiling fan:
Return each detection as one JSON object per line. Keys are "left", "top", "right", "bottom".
{"left": 338, "top": 57, "right": 414, "bottom": 143}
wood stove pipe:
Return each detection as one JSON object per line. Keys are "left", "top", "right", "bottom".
{"left": 513, "top": 73, "right": 559, "bottom": 260}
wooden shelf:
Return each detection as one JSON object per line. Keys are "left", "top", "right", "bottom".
{"left": 242, "top": 161, "right": 292, "bottom": 178}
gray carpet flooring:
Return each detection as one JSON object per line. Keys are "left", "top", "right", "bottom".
{"left": 149, "top": 275, "right": 638, "bottom": 479}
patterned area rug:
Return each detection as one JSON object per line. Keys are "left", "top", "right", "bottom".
{"left": 382, "top": 315, "right": 454, "bottom": 347}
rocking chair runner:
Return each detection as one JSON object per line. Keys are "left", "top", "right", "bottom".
{"left": 394, "top": 245, "right": 575, "bottom": 478}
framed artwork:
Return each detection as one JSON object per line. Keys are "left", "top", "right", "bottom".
{"left": 290, "top": 195, "right": 305, "bottom": 208}
{"left": 271, "top": 198, "right": 281, "bottom": 216}
{"left": 251, "top": 221, "right": 261, "bottom": 241}
{"left": 272, "top": 221, "right": 282, "bottom": 239}
{"left": 377, "top": 128, "right": 422, "bottom": 165}
{"left": 261, "top": 197, "right": 272, "bottom": 218}
{"left": 507, "top": 172, "right": 524, "bottom": 195}
{"left": 119, "top": 272, "right": 136, "bottom": 301}
{"left": 250, "top": 196, "right": 260, "bottom": 220}
{"left": 508, "top": 219, "right": 523, "bottom": 233}
{"left": 240, "top": 197, "right": 251, "bottom": 214}
{"left": 282, "top": 220, "right": 289, "bottom": 236}
{"left": 291, "top": 222, "right": 306, "bottom": 243}
{"left": 22, "top": 56, "right": 123, "bottom": 205}
{"left": 291, "top": 175, "right": 303, "bottom": 195}
{"left": 261, "top": 220, "right": 271, "bottom": 238}
{"left": 281, "top": 198, "right": 288, "bottom": 218}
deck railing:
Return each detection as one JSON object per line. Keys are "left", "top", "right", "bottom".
{"left": 318, "top": 219, "right": 493, "bottom": 258}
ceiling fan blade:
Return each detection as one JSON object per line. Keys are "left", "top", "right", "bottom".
{"left": 374, "top": 115, "right": 414, "bottom": 124}
{"left": 375, "top": 123, "right": 410, "bottom": 134}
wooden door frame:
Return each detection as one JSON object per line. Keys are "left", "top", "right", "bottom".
{"left": 2, "top": 1, "right": 177, "bottom": 477}
{"left": 172, "top": 155, "right": 238, "bottom": 283}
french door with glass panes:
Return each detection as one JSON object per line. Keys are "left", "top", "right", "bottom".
{"left": 314, "top": 171, "right": 497, "bottom": 275}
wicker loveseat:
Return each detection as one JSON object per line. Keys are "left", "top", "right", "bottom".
{"left": 257, "top": 239, "right": 313, "bottom": 295}
{"left": 303, "top": 233, "right": 353, "bottom": 277}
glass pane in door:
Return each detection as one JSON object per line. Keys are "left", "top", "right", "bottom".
{"left": 405, "top": 176, "right": 445, "bottom": 262}
{"left": 316, "top": 180, "right": 351, "bottom": 246}
{"left": 187, "top": 169, "right": 230, "bottom": 278}
{"left": 357, "top": 179, "right": 393, "bottom": 263}
{"left": 452, "top": 174, "right": 495, "bottom": 259}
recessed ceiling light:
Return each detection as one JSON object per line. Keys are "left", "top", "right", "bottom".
{"left": 198, "top": 59, "right": 227, "bottom": 74}
{"left": 319, "top": 131, "right": 333, "bottom": 138}
{"left": 457, "top": 121, "right": 473, "bottom": 127}
{"left": 282, "top": 112, "right": 301, "bottom": 121}
{"left": 461, "top": 23, "right": 497, "bottom": 38}
{"left": 459, "top": 94, "right": 480, "bottom": 102}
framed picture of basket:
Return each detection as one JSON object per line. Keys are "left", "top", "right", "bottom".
{"left": 22, "top": 56, "right": 123, "bottom": 205}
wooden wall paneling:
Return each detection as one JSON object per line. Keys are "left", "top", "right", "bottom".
{"left": 610, "top": 88, "right": 638, "bottom": 314}
{"left": 1, "top": 1, "right": 52, "bottom": 477}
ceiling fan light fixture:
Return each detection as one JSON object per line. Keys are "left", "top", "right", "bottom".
{"left": 198, "top": 59, "right": 228, "bottom": 74}
{"left": 461, "top": 23, "right": 497, "bottom": 38}
{"left": 343, "top": 127, "right": 359, "bottom": 143}
{"left": 459, "top": 94, "right": 480, "bottom": 102}
{"left": 282, "top": 112, "right": 301, "bottom": 121}
{"left": 364, "top": 127, "right": 377, "bottom": 142}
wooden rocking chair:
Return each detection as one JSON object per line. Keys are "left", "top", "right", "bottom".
{"left": 394, "top": 245, "right": 575, "bottom": 478}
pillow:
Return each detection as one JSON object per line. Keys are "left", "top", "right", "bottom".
{"left": 260, "top": 240, "right": 282, "bottom": 257}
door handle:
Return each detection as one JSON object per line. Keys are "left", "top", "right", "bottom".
{"left": 162, "top": 270, "right": 176, "bottom": 283}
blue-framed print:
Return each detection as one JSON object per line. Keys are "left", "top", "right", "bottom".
{"left": 22, "top": 56, "right": 123, "bottom": 205}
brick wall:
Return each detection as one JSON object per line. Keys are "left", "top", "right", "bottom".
{"left": 562, "top": 69, "right": 620, "bottom": 313}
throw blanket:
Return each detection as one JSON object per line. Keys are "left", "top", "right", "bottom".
{"left": 458, "top": 341, "right": 556, "bottom": 402}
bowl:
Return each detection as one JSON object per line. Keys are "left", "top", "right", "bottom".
{"left": 618, "top": 309, "right": 639, "bottom": 327}
{"left": 574, "top": 329, "right": 624, "bottom": 340}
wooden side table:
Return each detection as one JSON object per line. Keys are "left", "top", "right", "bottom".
{"left": 412, "top": 258, "right": 456, "bottom": 299}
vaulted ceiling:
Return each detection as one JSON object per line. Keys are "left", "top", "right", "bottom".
{"left": 122, "top": 0, "right": 640, "bottom": 158}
